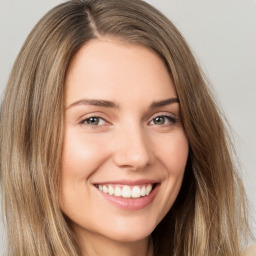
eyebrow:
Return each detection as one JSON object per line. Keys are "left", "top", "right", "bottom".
{"left": 66, "top": 97, "right": 179, "bottom": 109}
{"left": 150, "top": 98, "right": 179, "bottom": 108}
{"left": 66, "top": 99, "right": 119, "bottom": 109}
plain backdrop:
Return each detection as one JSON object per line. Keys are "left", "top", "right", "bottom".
{"left": 0, "top": 0, "right": 255, "bottom": 253}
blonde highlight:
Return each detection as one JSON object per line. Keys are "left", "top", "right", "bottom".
{"left": 0, "top": 0, "right": 250, "bottom": 255}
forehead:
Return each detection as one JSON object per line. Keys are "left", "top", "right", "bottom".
{"left": 65, "top": 39, "right": 176, "bottom": 106}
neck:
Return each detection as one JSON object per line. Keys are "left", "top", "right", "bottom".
{"left": 76, "top": 231, "right": 151, "bottom": 256}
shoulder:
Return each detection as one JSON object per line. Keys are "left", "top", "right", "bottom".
{"left": 244, "top": 242, "right": 256, "bottom": 256}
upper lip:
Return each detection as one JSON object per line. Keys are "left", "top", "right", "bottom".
{"left": 93, "top": 179, "right": 159, "bottom": 186}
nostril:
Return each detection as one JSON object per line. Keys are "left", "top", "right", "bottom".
{"left": 113, "top": 145, "right": 154, "bottom": 170}
{"left": 111, "top": 127, "right": 155, "bottom": 170}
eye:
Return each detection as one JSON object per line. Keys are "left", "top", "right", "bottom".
{"left": 149, "top": 115, "right": 177, "bottom": 126}
{"left": 80, "top": 116, "right": 106, "bottom": 126}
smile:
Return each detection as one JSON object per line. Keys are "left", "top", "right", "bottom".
{"left": 94, "top": 181, "right": 160, "bottom": 210}
{"left": 96, "top": 184, "right": 153, "bottom": 199}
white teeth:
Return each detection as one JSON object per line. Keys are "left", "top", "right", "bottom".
{"left": 145, "top": 184, "right": 152, "bottom": 196}
{"left": 122, "top": 185, "right": 132, "bottom": 198}
{"left": 140, "top": 186, "right": 146, "bottom": 196}
{"left": 108, "top": 185, "right": 114, "bottom": 195}
{"left": 132, "top": 186, "right": 141, "bottom": 198}
{"left": 98, "top": 184, "right": 154, "bottom": 198}
{"left": 103, "top": 185, "right": 108, "bottom": 193}
{"left": 114, "top": 187, "right": 122, "bottom": 197}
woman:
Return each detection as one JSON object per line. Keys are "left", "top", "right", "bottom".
{"left": 0, "top": 0, "right": 251, "bottom": 255}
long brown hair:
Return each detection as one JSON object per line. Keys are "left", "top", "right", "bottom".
{"left": 0, "top": 0, "right": 249, "bottom": 255}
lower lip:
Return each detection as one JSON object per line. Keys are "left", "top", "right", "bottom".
{"left": 96, "top": 184, "right": 159, "bottom": 211}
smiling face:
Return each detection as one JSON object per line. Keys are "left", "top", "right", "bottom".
{"left": 61, "top": 39, "right": 189, "bottom": 248}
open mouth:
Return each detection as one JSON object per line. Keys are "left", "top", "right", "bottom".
{"left": 95, "top": 183, "right": 157, "bottom": 199}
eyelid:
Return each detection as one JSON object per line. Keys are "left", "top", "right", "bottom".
{"left": 80, "top": 116, "right": 106, "bottom": 125}
{"left": 77, "top": 111, "right": 179, "bottom": 129}
{"left": 78, "top": 112, "right": 111, "bottom": 127}
{"left": 147, "top": 112, "right": 179, "bottom": 126}
{"left": 149, "top": 111, "right": 178, "bottom": 120}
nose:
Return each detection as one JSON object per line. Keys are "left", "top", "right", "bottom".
{"left": 112, "top": 125, "right": 154, "bottom": 171}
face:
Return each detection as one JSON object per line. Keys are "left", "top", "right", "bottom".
{"left": 61, "top": 39, "right": 189, "bottom": 244}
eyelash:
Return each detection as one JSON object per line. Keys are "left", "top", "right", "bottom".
{"left": 79, "top": 114, "right": 178, "bottom": 129}
{"left": 79, "top": 116, "right": 107, "bottom": 128}
{"left": 149, "top": 115, "right": 178, "bottom": 126}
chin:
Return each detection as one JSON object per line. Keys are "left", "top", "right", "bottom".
{"left": 100, "top": 218, "right": 156, "bottom": 243}
{"left": 106, "top": 230, "right": 152, "bottom": 243}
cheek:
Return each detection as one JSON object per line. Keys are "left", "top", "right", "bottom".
{"left": 154, "top": 130, "right": 189, "bottom": 207}
{"left": 60, "top": 129, "right": 105, "bottom": 215}
{"left": 61, "top": 129, "right": 107, "bottom": 178}
{"left": 169, "top": 135, "right": 188, "bottom": 171}
{"left": 154, "top": 130, "right": 189, "bottom": 173}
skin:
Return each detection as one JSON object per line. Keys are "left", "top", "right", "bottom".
{"left": 61, "top": 39, "right": 189, "bottom": 256}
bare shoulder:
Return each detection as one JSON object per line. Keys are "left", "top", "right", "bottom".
{"left": 244, "top": 242, "right": 256, "bottom": 256}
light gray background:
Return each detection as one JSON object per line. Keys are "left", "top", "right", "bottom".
{"left": 0, "top": 0, "right": 255, "bottom": 253}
